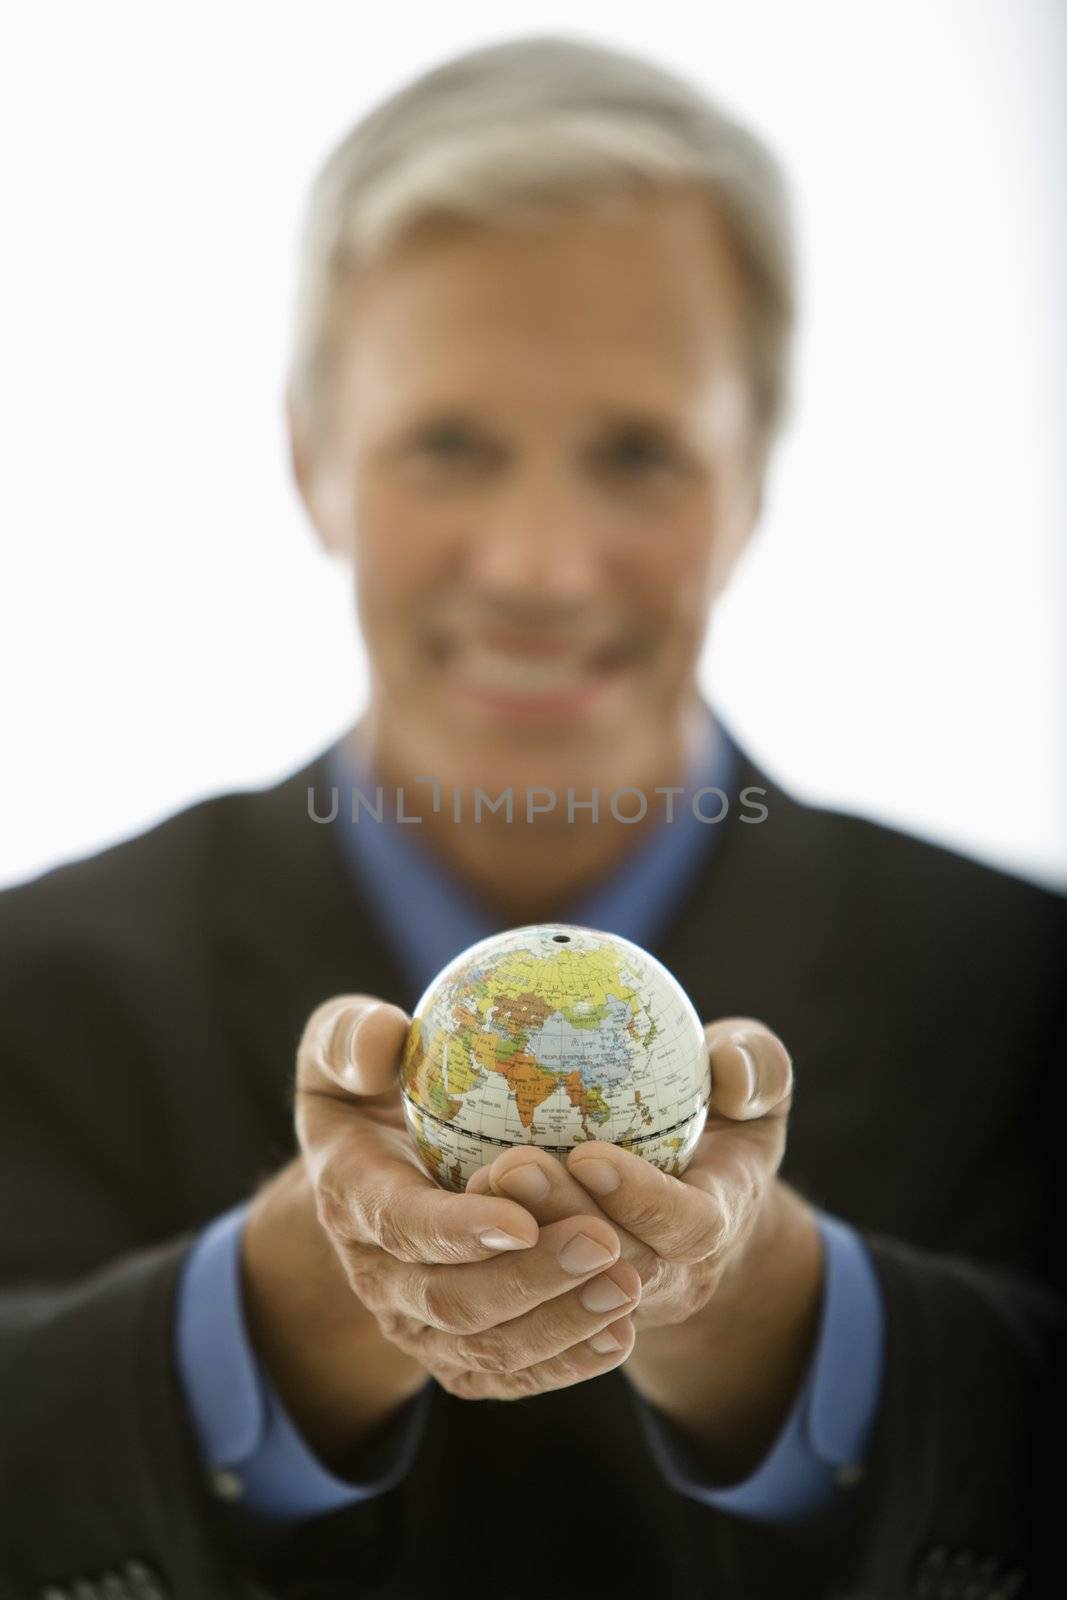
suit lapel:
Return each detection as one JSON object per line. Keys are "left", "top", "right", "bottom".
{"left": 209, "top": 724, "right": 850, "bottom": 1183}
{"left": 652, "top": 729, "right": 842, "bottom": 1038}
{"left": 229, "top": 723, "right": 842, "bottom": 1027}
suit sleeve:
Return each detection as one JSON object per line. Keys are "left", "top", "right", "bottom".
{"left": 709, "top": 1232, "right": 1065, "bottom": 1598}
{"left": 176, "top": 1204, "right": 433, "bottom": 1528}
{"left": 629, "top": 1213, "right": 885, "bottom": 1520}
{"left": 0, "top": 900, "right": 403, "bottom": 1600}
{"left": 0, "top": 1213, "right": 406, "bottom": 1600}
{"left": 0, "top": 1235, "right": 259, "bottom": 1600}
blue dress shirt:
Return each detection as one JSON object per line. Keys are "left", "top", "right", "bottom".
{"left": 176, "top": 705, "right": 884, "bottom": 1525}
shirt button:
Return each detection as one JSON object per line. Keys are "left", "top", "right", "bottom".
{"left": 835, "top": 1462, "right": 865, "bottom": 1487}
{"left": 122, "top": 1561, "right": 168, "bottom": 1600}
{"left": 210, "top": 1467, "right": 245, "bottom": 1502}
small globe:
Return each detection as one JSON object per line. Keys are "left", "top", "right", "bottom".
{"left": 399, "top": 923, "right": 711, "bottom": 1193}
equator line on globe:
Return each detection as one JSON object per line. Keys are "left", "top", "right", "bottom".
{"left": 398, "top": 923, "right": 711, "bottom": 1193}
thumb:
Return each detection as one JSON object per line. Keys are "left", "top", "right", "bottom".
{"left": 297, "top": 994, "right": 410, "bottom": 1099}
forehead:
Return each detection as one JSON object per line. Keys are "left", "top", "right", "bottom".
{"left": 332, "top": 187, "right": 751, "bottom": 416}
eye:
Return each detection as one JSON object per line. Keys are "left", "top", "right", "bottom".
{"left": 596, "top": 430, "right": 678, "bottom": 475}
{"left": 414, "top": 425, "right": 490, "bottom": 461}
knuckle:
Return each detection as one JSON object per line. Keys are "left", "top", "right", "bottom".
{"left": 376, "top": 1311, "right": 427, "bottom": 1362}
{"left": 460, "top": 1327, "right": 513, "bottom": 1374}
{"left": 374, "top": 1306, "right": 409, "bottom": 1341}
{"left": 639, "top": 1254, "right": 671, "bottom": 1298}
{"left": 370, "top": 1197, "right": 421, "bottom": 1263}
{"left": 404, "top": 1264, "right": 436, "bottom": 1322}
{"left": 487, "top": 1255, "right": 535, "bottom": 1309}
{"left": 539, "top": 1346, "right": 584, "bottom": 1390}
{"left": 704, "top": 1221, "right": 732, "bottom": 1267}
{"left": 497, "top": 1362, "right": 544, "bottom": 1399}
{"left": 437, "top": 1365, "right": 491, "bottom": 1401}
{"left": 671, "top": 1213, "right": 721, "bottom": 1264}
{"left": 314, "top": 1182, "right": 352, "bottom": 1243}
{"left": 419, "top": 1276, "right": 472, "bottom": 1334}
{"left": 445, "top": 1359, "right": 554, "bottom": 1401}
{"left": 431, "top": 1233, "right": 476, "bottom": 1266}
{"left": 624, "top": 1193, "right": 667, "bottom": 1238}
{"left": 741, "top": 1167, "right": 764, "bottom": 1217}
{"left": 341, "top": 1247, "right": 385, "bottom": 1304}
{"left": 432, "top": 1365, "right": 471, "bottom": 1399}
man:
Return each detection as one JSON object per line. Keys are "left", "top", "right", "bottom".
{"left": 1, "top": 33, "right": 1063, "bottom": 1600}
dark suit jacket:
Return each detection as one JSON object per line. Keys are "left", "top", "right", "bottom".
{"left": 1, "top": 727, "right": 1063, "bottom": 1600}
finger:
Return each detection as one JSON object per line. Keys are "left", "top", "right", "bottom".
{"left": 564, "top": 1022, "right": 793, "bottom": 1263}
{"left": 406, "top": 1256, "right": 642, "bottom": 1376}
{"left": 296, "top": 994, "right": 410, "bottom": 1099}
{"left": 703, "top": 1017, "right": 793, "bottom": 1121}
{"left": 434, "top": 1313, "right": 637, "bottom": 1402}
{"left": 482, "top": 1146, "right": 660, "bottom": 1284}
{"left": 680, "top": 1019, "right": 793, "bottom": 1248}
{"left": 464, "top": 1165, "right": 493, "bottom": 1196}
{"left": 297, "top": 997, "right": 412, "bottom": 1175}
{"left": 565, "top": 1140, "right": 728, "bottom": 1264}
{"left": 296, "top": 998, "right": 542, "bottom": 1265}
{"left": 395, "top": 1213, "right": 626, "bottom": 1334}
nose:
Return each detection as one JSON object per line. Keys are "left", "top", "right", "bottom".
{"left": 464, "top": 476, "right": 603, "bottom": 604}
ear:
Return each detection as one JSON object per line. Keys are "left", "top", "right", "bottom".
{"left": 285, "top": 384, "right": 354, "bottom": 558}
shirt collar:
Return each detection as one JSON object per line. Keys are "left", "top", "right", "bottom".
{"left": 327, "top": 702, "right": 737, "bottom": 1003}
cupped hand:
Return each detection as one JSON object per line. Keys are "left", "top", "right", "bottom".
{"left": 465, "top": 1017, "right": 794, "bottom": 1332}
{"left": 295, "top": 995, "right": 642, "bottom": 1399}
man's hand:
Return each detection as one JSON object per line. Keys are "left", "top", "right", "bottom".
{"left": 467, "top": 1016, "right": 802, "bottom": 1328}
{"left": 467, "top": 1017, "right": 825, "bottom": 1479}
{"left": 292, "top": 995, "right": 642, "bottom": 1403}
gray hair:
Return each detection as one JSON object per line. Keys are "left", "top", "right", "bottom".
{"left": 288, "top": 33, "right": 798, "bottom": 461}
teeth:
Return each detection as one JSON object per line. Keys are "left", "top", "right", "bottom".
{"left": 457, "top": 647, "right": 593, "bottom": 693}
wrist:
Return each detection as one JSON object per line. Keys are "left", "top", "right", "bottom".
{"left": 241, "top": 1160, "right": 426, "bottom": 1467}
{"left": 626, "top": 1181, "right": 824, "bottom": 1481}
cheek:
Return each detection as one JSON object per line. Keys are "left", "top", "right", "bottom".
{"left": 352, "top": 485, "right": 456, "bottom": 615}
{"left": 621, "top": 518, "right": 719, "bottom": 642}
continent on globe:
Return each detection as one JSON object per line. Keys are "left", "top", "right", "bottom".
{"left": 398, "top": 924, "right": 711, "bottom": 1193}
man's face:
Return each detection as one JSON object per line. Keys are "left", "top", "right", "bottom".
{"left": 296, "top": 185, "right": 764, "bottom": 799}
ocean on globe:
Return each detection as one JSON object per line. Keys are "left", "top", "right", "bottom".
{"left": 398, "top": 923, "right": 711, "bottom": 1193}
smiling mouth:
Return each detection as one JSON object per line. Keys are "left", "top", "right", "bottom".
{"left": 455, "top": 644, "right": 630, "bottom": 693}
{"left": 418, "top": 626, "right": 639, "bottom": 713}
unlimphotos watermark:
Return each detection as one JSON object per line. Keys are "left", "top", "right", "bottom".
{"left": 307, "top": 777, "right": 768, "bottom": 826}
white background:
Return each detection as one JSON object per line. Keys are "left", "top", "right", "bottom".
{"left": 1, "top": 0, "right": 1063, "bottom": 891}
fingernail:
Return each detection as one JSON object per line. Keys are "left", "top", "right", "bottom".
{"left": 479, "top": 1229, "right": 530, "bottom": 1252}
{"left": 731, "top": 1032, "right": 759, "bottom": 1101}
{"left": 580, "top": 1276, "right": 633, "bottom": 1313}
{"left": 342, "top": 1006, "right": 381, "bottom": 1082}
{"left": 571, "top": 1158, "right": 620, "bottom": 1195}
{"left": 558, "top": 1232, "right": 616, "bottom": 1275}
{"left": 495, "top": 1164, "right": 551, "bottom": 1203}
{"left": 588, "top": 1330, "right": 623, "bottom": 1354}
{"left": 353, "top": 1004, "right": 383, "bottom": 1049}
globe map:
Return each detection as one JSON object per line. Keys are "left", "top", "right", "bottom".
{"left": 399, "top": 923, "right": 710, "bottom": 1193}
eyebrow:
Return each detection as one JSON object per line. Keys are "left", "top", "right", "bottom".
{"left": 395, "top": 404, "right": 686, "bottom": 440}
